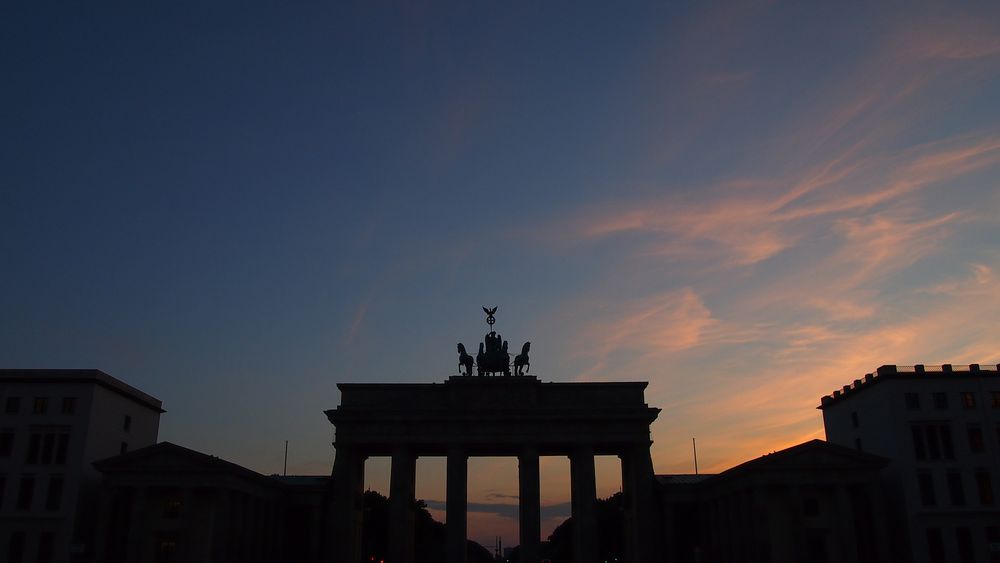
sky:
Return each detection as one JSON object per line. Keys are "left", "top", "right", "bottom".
{"left": 4, "top": 0, "right": 1000, "bottom": 547}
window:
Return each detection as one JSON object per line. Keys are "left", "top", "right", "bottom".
{"left": 992, "top": 391, "right": 1000, "bottom": 408}
{"left": 40, "top": 434, "right": 55, "bottom": 464}
{"left": 988, "top": 527, "right": 1000, "bottom": 563}
{"left": 976, "top": 469, "right": 995, "bottom": 505}
{"left": 155, "top": 538, "right": 177, "bottom": 563}
{"left": 123, "top": 415, "right": 132, "bottom": 432}
{"left": 912, "top": 424, "right": 954, "bottom": 461}
{"left": 927, "top": 426, "right": 941, "bottom": 460}
{"left": 55, "top": 434, "right": 69, "bottom": 465}
{"left": 918, "top": 472, "right": 936, "bottom": 506}
{"left": 962, "top": 392, "right": 976, "bottom": 409}
{"left": 26, "top": 434, "right": 40, "bottom": 464}
{"left": 940, "top": 425, "right": 955, "bottom": 460}
{"left": 969, "top": 425, "right": 985, "bottom": 453}
{"left": 933, "top": 392, "right": 948, "bottom": 409}
{"left": 45, "top": 475, "right": 63, "bottom": 511}
{"left": 912, "top": 426, "right": 926, "bottom": 460}
{"left": 16, "top": 476, "right": 34, "bottom": 510}
{"left": 32, "top": 397, "right": 47, "bottom": 415}
{"left": 7, "top": 531, "right": 25, "bottom": 563}
{"left": 947, "top": 471, "right": 966, "bottom": 506}
{"left": 120, "top": 442, "right": 128, "bottom": 455}
{"left": 37, "top": 531, "right": 54, "bottom": 563}
{"left": 163, "top": 497, "right": 182, "bottom": 519}
{"left": 926, "top": 528, "right": 945, "bottom": 563}
{"left": 60, "top": 397, "right": 75, "bottom": 415}
{"left": 956, "top": 527, "right": 974, "bottom": 563}
{"left": 4, "top": 397, "right": 19, "bottom": 414}
{"left": 851, "top": 411, "right": 859, "bottom": 428}
{"left": 905, "top": 392, "right": 920, "bottom": 409}
{"left": 0, "top": 431, "right": 12, "bottom": 457}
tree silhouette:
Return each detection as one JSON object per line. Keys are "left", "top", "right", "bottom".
{"left": 360, "top": 491, "right": 493, "bottom": 563}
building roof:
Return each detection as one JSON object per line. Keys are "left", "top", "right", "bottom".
{"left": 817, "top": 363, "right": 1000, "bottom": 409}
{"left": 94, "top": 441, "right": 284, "bottom": 487}
{"left": 658, "top": 440, "right": 888, "bottom": 491}
{"left": 716, "top": 439, "right": 887, "bottom": 477}
{"left": 655, "top": 474, "right": 715, "bottom": 486}
{"left": 0, "top": 368, "right": 164, "bottom": 412}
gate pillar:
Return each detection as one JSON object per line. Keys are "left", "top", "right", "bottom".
{"left": 329, "top": 446, "right": 365, "bottom": 563}
{"left": 570, "top": 447, "right": 599, "bottom": 563}
{"left": 446, "top": 448, "right": 468, "bottom": 563}
{"left": 518, "top": 446, "right": 541, "bottom": 563}
{"left": 388, "top": 448, "right": 417, "bottom": 563}
{"left": 621, "top": 443, "right": 660, "bottom": 563}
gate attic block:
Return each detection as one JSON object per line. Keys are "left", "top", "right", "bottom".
{"left": 324, "top": 376, "right": 662, "bottom": 563}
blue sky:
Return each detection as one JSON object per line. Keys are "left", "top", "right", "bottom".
{"left": 4, "top": 0, "right": 1000, "bottom": 544}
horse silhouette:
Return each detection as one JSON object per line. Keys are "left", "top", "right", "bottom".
{"left": 457, "top": 343, "right": 474, "bottom": 376}
{"left": 514, "top": 342, "right": 531, "bottom": 375}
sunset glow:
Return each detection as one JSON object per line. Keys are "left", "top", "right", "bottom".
{"left": 4, "top": 1, "right": 1000, "bottom": 546}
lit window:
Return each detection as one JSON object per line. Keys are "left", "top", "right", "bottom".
{"left": 961, "top": 392, "right": 976, "bottom": 409}
{"left": 32, "top": 398, "right": 47, "bottom": 415}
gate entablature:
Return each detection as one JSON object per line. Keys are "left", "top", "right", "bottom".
{"left": 325, "top": 376, "right": 659, "bottom": 457}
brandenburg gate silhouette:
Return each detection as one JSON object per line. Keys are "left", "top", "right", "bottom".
{"left": 325, "top": 310, "right": 662, "bottom": 563}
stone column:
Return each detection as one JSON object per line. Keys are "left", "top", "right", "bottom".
{"left": 570, "top": 448, "right": 598, "bottom": 563}
{"left": 836, "top": 485, "right": 860, "bottom": 563}
{"left": 91, "top": 486, "right": 115, "bottom": 562}
{"left": 125, "top": 486, "right": 148, "bottom": 563}
{"left": 447, "top": 448, "right": 468, "bottom": 563}
{"left": 518, "top": 447, "right": 541, "bottom": 563}
{"left": 329, "top": 446, "right": 366, "bottom": 563}
{"left": 621, "top": 444, "right": 659, "bottom": 563}
{"left": 389, "top": 448, "right": 417, "bottom": 563}
{"left": 868, "top": 482, "right": 891, "bottom": 563}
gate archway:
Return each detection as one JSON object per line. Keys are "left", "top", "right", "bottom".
{"left": 325, "top": 376, "right": 661, "bottom": 563}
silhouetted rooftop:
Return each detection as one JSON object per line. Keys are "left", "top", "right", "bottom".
{"left": 0, "top": 368, "right": 164, "bottom": 412}
{"left": 818, "top": 363, "right": 999, "bottom": 408}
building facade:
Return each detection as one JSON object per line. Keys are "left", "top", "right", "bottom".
{"left": 658, "top": 439, "right": 890, "bottom": 563}
{"left": 820, "top": 363, "right": 1000, "bottom": 563}
{"left": 0, "top": 369, "right": 163, "bottom": 563}
{"left": 92, "top": 442, "right": 327, "bottom": 563}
